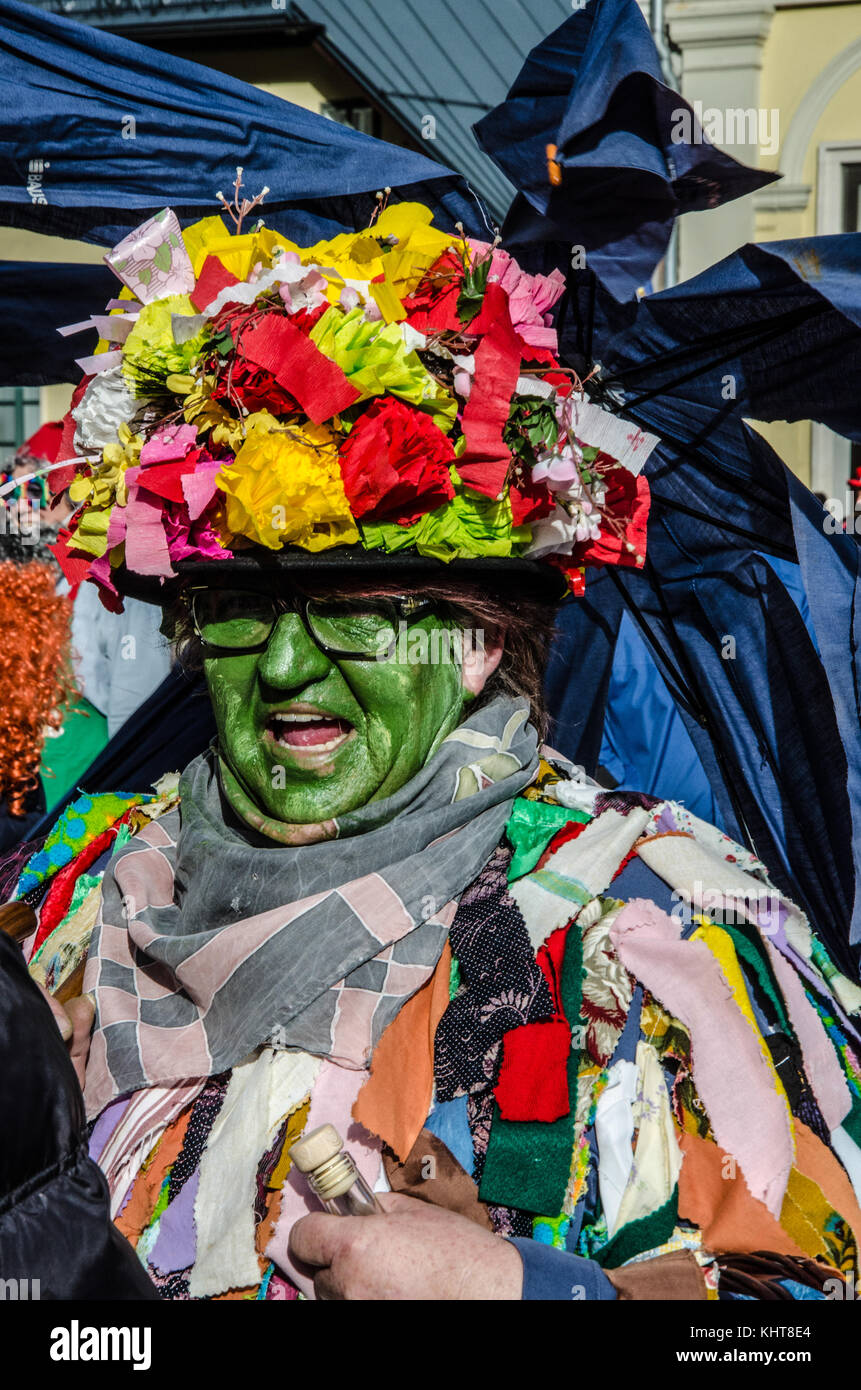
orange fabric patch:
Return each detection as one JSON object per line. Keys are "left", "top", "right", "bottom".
{"left": 677, "top": 1130, "right": 806, "bottom": 1257}
{"left": 353, "top": 941, "right": 452, "bottom": 1162}
{"left": 115, "top": 1106, "right": 193, "bottom": 1246}
{"left": 794, "top": 1119, "right": 861, "bottom": 1260}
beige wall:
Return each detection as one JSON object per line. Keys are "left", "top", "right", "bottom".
{"left": 667, "top": 0, "right": 861, "bottom": 486}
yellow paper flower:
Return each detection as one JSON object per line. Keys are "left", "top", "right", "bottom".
{"left": 310, "top": 307, "right": 456, "bottom": 430}
{"left": 298, "top": 203, "right": 462, "bottom": 303}
{"left": 216, "top": 412, "right": 358, "bottom": 552}
{"left": 182, "top": 217, "right": 282, "bottom": 281}
{"left": 182, "top": 377, "right": 245, "bottom": 452}
{"left": 68, "top": 424, "right": 142, "bottom": 558}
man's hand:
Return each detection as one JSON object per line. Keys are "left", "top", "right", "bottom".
{"left": 289, "top": 1191, "right": 523, "bottom": 1300}
{"left": 37, "top": 985, "right": 94, "bottom": 1089}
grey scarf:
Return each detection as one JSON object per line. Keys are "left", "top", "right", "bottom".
{"left": 84, "top": 697, "right": 539, "bottom": 1112}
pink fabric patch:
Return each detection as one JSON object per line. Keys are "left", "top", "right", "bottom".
{"left": 610, "top": 897, "right": 794, "bottom": 1217}
{"left": 137, "top": 1018, "right": 213, "bottom": 1083}
{"left": 765, "top": 939, "right": 851, "bottom": 1132}
{"left": 266, "top": 1059, "right": 381, "bottom": 1298}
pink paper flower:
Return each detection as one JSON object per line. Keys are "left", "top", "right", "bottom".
{"left": 468, "top": 240, "right": 566, "bottom": 350}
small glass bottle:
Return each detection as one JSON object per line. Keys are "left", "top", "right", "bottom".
{"left": 289, "top": 1123, "right": 382, "bottom": 1216}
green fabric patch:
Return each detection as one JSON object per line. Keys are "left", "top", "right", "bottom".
{"left": 721, "top": 924, "right": 791, "bottom": 1034}
{"left": 449, "top": 955, "right": 462, "bottom": 1001}
{"left": 479, "top": 918, "right": 584, "bottom": 1215}
{"left": 15, "top": 789, "right": 152, "bottom": 898}
{"left": 802, "top": 985, "right": 861, "bottom": 1147}
{"left": 592, "top": 1188, "right": 679, "bottom": 1269}
{"left": 505, "top": 797, "right": 587, "bottom": 883}
{"left": 529, "top": 868, "right": 594, "bottom": 907}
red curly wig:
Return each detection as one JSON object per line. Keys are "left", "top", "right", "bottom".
{"left": 0, "top": 560, "right": 77, "bottom": 816}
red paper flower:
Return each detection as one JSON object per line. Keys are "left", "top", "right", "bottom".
{"left": 402, "top": 250, "right": 464, "bottom": 335}
{"left": 338, "top": 397, "right": 456, "bottom": 525}
{"left": 572, "top": 468, "right": 650, "bottom": 570}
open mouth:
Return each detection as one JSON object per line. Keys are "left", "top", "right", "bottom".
{"left": 263, "top": 706, "right": 355, "bottom": 755}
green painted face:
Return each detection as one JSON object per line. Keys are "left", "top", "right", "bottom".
{"left": 204, "top": 603, "right": 469, "bottom": 830}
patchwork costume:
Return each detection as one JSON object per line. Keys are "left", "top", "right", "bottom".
{"left": 12, "top": 199, "right": 861, "bottom": 1300}
{"left": 17, "top": 704, "right": 861, "bottom": 1300}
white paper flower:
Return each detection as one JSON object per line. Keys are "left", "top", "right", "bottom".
{"left": 72, "top": 366, "right": 139, "bottom": 455}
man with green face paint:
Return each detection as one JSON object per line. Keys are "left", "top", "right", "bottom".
{"left": 203, "top": 588, "right": 486, "bottom": 841}
{"left": 12, "top": 199, "right": 861, "bottom": 1305}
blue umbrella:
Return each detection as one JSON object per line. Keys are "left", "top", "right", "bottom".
{"left": 0, "top": 0, "right": 488, "bottom": 247}
{"left": 0, "top": 261, "right": 113, "bottom": 385}
{"left": 475, "top": 0, "right": 778, "bottom": 298}
{"left": 545, "top": 234, "right": 861, "bottom": 970}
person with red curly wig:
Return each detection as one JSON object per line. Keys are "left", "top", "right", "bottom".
{"left": 0, "top": 559, "right": 77, "bottom": 836}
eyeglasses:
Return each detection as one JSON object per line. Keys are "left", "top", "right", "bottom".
{"left": 189, "top": 586, "right": 437, "bottom": 660}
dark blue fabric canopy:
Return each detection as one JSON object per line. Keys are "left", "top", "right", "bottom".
{"left": 545, "top": 235, "right": 861, "bottom": 971}
{"left": 0, "top": 0, "right": 488, "bottom": 247}
{"left": 0, "top": 261, "right": 113, "bottom": 386}
{"left": 474, "top": 0, "right": 777, "bottom": 299}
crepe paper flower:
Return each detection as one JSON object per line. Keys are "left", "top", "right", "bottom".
{"left": 457, "top": 286, "right": 524, "bottom": 499}
{"left": 310, "top": 307, "right": 457, "bottom": 430}
{"left": 363, "top": 475, "right": 527, "bottom": 562}
{"left": 299, "top": 229, "right": 388, "bottom": 294}
{"left": 139, "top": 423, "right": 199, "bottom": 466}
{"left": 237, "top": 313, "right": 360, "bottom": 425}
{"left": 372, "top": 202, "right": 464, "bottom": 298}
{"left": 190, "top": 255, "right": 240, "bottom": 313}
{"left": 182, "top": 379, "right": 245, "bottom": 452}
{"left": 181, "top": 216, "right": 278, "bottom": 283}
{"left": 524, "top": 503, "right": 592, "bottom": 559}
{"left": 122, "top": 295, "right": 208, "bottom": 395}
{"left": 217, "top": 412, "right": 358, "bottom": 552}
{"left": 105, "top": 209, "right": 195, "bottom": 305}
{"left": 402, "top": 249, "right": 466, "bottom": 334}
{"left": 509, "top": 472, "right": 556, "bottom": 528}
{"left": 67, "top": 424, "right": 143, "bottom": 557}
{"left": 72, "top": 366, "right": 142, "bottom": 456}
{"left": 162, "top": 500, "right": 233, "bottom": 566}
{"left": 338, "top": 397, "right": 456, "bottom": 525}
{"left": 469, "top": 241, "right": 566, "bottom": 351}
{"left": 572, "top": 469, "right": 650, "bottom": 571}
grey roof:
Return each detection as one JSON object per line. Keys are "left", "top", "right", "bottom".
{"left": 293, "top": 0, "right": 573, "bottom": 220}
{"left": 27, "top": 0, "right": 574, "bottom": 219}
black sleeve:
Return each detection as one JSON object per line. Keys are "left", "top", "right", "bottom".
{"left": 0, "top": 929, "right": 157, "bottom": 1300}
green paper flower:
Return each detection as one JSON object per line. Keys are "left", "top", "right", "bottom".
{"left": 122, "top": 294, "right": 207, "bottom": 396}
{"left": 310, "top": 306, "right": 456, "bottom": 430}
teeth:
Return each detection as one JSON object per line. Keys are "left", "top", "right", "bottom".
{"left": 270, "top": 712, "right": 332, "bottom": 723}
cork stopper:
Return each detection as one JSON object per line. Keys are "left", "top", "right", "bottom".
{"left": 289, "top": 1123, "right": 343, "bottom": 1174}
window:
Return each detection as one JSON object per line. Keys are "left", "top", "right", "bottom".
{"left": 811, "top": 142, "right": 861, "bottom": 500}
{"left": 0, "top": 387, "right": 41, "bottom": 455}
{"left": 320, "top": 99, "right": 380, "bottom": 139}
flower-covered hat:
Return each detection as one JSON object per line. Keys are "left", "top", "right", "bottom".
{"left": 51, "top": 181, "right": 654, "bottom": 608}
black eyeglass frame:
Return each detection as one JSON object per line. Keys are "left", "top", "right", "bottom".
{"left": 187, "top": 584, "right": 438, "bottom": 661}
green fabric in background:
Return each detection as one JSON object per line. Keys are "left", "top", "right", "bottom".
{"left": 40, "top": 696, "right": 109, "bottom": 811}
